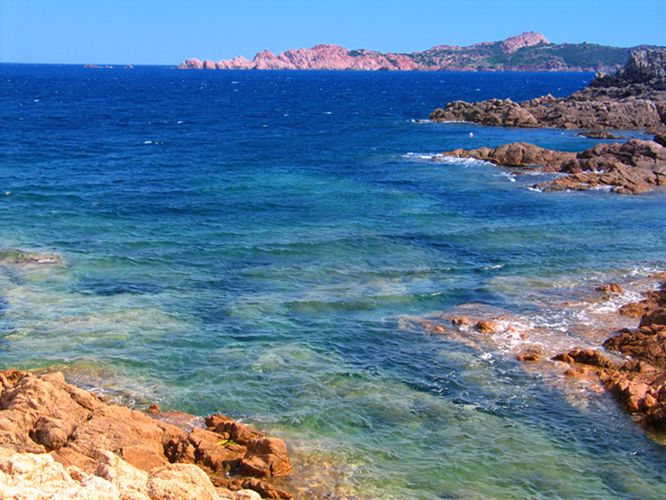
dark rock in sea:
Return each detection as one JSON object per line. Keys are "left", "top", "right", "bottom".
{"left": 74, "top": 278, "right": 163, "bottom": 296}
{"left": 0, "top": 370, "right": 293, "bottom": 498}
{"left": 430, "top": 48, "right": 666, "bottom": 131}
{"left": 439, "top": 138, "right": 666, "bottom": 194}
{"left": 579, "top": 131, "right": 621, "bottom": 139}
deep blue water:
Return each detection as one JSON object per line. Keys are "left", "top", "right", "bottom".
{"left": 2, "top": 65, "right": 666, "bottom": 499}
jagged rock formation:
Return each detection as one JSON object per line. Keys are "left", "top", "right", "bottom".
{"left": 439, "top": 139, "right": 666, "bottom": 194}
{"left": 430, "top": 48, "right": 666, "bottom": 132}
{"left": 593, "top": 48, "right": 666, "bottom": 90}
{"left": 0, "top": 370, "right": 293, "bottom": 498}
{"left": 179, "top": 32, "right": 634, "bottom": 72}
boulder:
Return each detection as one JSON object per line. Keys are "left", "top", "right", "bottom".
{"left": 474, "top": 320, "right": 498, "bottom": 334}
{"left": 0, "top": 370, "right": 294, "bottom": 498}
{"left": 596, "top": 283, "right": 624, "bottom": 295}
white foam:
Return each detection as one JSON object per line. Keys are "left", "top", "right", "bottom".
{"left": 437, "top": 156, "right": 493, "bottom": 167}
{"left": 589, "top": 185, "right": 613, "bottom": 192}
{"left": 497, "top": 172, "right": 517, "bottom": 183}
{"left": 401, "top": 152, "right": 443, "bottom": 161}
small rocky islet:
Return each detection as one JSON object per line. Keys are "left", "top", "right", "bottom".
{"left": 430, "top": 48, "right": 666, "bottom": 195}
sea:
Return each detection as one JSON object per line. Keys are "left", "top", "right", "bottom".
{"left": 2, "top": 64, "right": 666, "bottom": 499}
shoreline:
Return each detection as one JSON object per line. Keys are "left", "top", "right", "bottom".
{"left": 0, "top": 370, "right": 294, "bottom": 499}
{"left": 430, "top": 48, "right": 666, "bottom": 134}
{"left": 408, "top": 271, "right": 666, "bottom": 440}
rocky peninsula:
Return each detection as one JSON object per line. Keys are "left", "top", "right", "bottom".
{"left": 429, "top": 49, "right": 666, "bottom": 195}
{"left": 179, "top": 32, "right": 634, "bottom": 72}
{"left": 0, "top": 369, "right": 293, "bottom": 499}
{"left": 430, "top": 48, "right": 666, "bottom": 132}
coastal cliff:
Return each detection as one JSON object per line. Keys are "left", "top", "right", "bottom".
{"left": 430, "top": 48, "right": 666, "bottom": 132}
{"left": 179, "top": 32, "right": 633, "bottom": 72}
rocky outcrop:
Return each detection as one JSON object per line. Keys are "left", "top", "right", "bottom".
{"left": 430, "top": 48, "right": 666, "bottom": 132}
{"left": 593, "top": 48, "right": 666, "bottom": 90}
{"left": 440, "top": 142, "right": 576, "bottom": 171}
{"left": 439, "top": 138, "right": 666, "bottom": 194}
{"left": 0, "top": 370, "right": 293, "bottom": 498}
{"left": 500, "top": 32, "right": 549, "bottom": 54}
{"left": 178, "top": 33, "right": 635, "bottom": 72}
{"left": 553, "top": 279, "right": 666, "bottom": 430}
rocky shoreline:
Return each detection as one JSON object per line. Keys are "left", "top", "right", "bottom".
{"left": 427, "top": 48, "right": 666, "bottom": 195}
{"left": 412, "top": 272, "right": 666, "bottom": 439}
{"left": 439, "top": 138, "right": 666, "bottom": 194}
{"left": 555, "top": 277, "right": 666, "bottom": 432}
{"left": 0, "top": 370, "right": 294, "bottom": 499}
{"left": 430, "top": 48, "right": 666, "bottom": 133}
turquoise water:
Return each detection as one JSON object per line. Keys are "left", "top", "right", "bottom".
{"left": 2, "top": 65, "right": 666, "bottom": 498}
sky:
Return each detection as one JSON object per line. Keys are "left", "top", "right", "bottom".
{"left": 1, "top": 0, "right": 665, "bottom": 64}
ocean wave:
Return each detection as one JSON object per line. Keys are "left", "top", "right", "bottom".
{"left": 435, "top": 156, "right": 494, "bottom": 167}
{"left": 497, "top": 172, "right": 517, "bottom": 183}
{"left": 401, "top": 152, "right": 444, "bottom": 161}
{"left": 400, "top": 153, "right": 493, "bottom": 168}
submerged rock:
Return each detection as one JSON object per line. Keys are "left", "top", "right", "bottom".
{"left": 0, "top": 249, "right": 63, "bottom": 266}
{"left": 474, "top": 320, "right": 499, "bottom": 334}
{"left": 0, "top": 370, "right": 293, "bottom": 498}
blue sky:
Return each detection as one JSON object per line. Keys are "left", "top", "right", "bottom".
{"left": 1, "top": 0, "right": 665, "bottom": 64}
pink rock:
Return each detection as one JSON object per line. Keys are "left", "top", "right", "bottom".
{"left": 501, "top": 32, "right": 549, "bottom": 54}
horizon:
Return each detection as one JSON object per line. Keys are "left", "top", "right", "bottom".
{"left": 1, "top": 0, "right": 665, "bottom": 65}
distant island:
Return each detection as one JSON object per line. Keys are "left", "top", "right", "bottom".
{"left": 178, "top": 32, "right": 653, "bottom": 72}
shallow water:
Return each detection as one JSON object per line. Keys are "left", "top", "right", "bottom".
{"left": 2, "top": 65, "right": 666, "bottom": 498}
